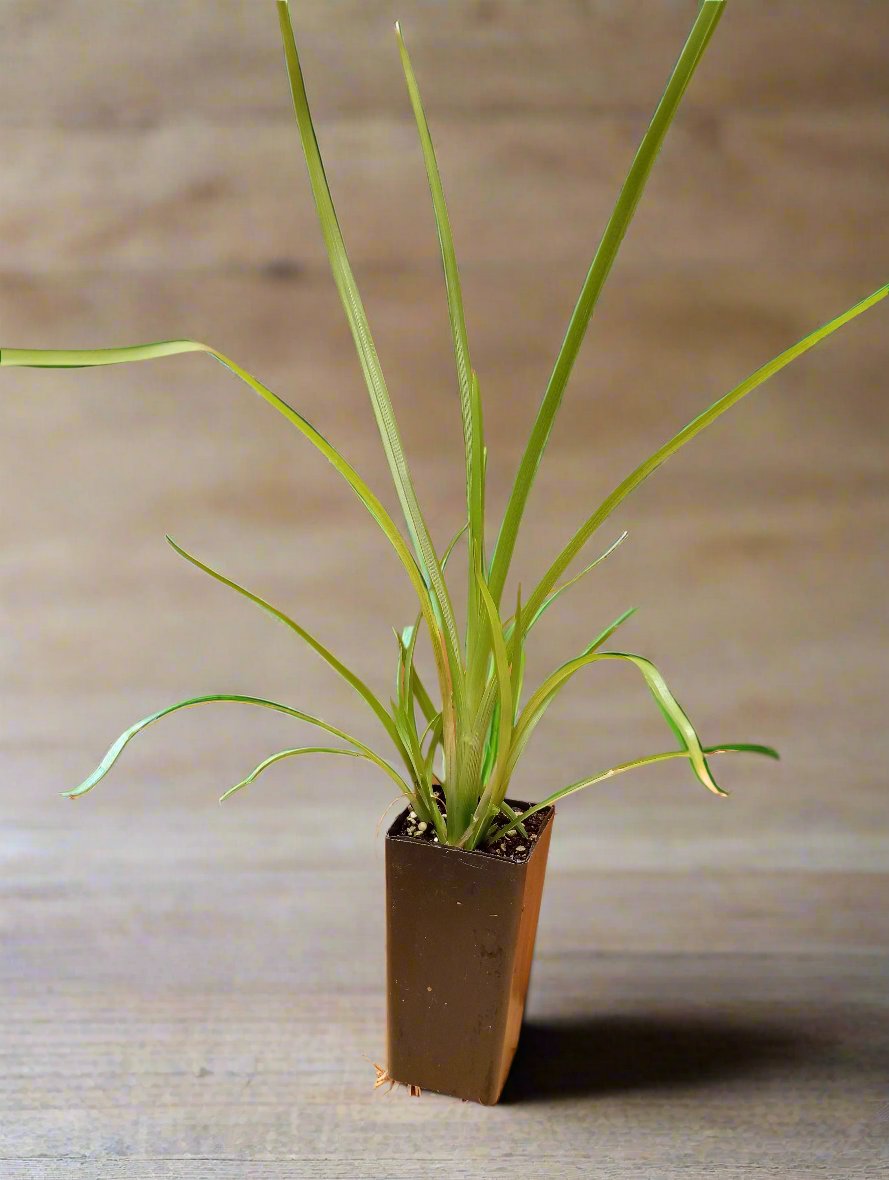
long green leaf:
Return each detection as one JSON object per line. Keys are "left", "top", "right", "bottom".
{"left": 276, "top": 2, "right": 466, "bottom": 729}
{"left": 220, "top": 745, "right": 393, "bottom": 802}
{"left": 422, "top": 712, "right": 444, "bottom": 775}
{"left": 526, "top": 531, "right": 627, "bottom": 631}
{"left": 489, "top": 742, "right": 780, "bottom": 840}
{"left": 525, "top": 283, "right": 889, "bottom": 620}
{"left": 396, "top": 24, "right": 487, "bottom": 689}
{"left": 0, "top": 343, "right": 424, "bottom": 608}
{"left": 400, "top": 626, "right": 437, "bottom": 724}
{"left": 396, "top": 520, "right": 467, "bottom": 725}
{"left": 461, "top": 571, "right": 514, "bottom": 847}
{"left": 510, "top": 645, "right": 722, "bottom": 796}
{"left": 488, "top": 0, "right": 726, "bottom": 605}
{"left": 0, "top": 338, "right": 458, "bottom": 766}
{"left": 493, "top": 606, "right": 634, "bottom": 781}
{"left": 166, "top": 534, "right": 407, "bottom": 764}
{"left": 396, "top": 23, "right": 483, "bottom": 559}
{"left": 62, "top": 693, "right": 412, "bottom": 800}
{"left": 509, "top": 584, "right": 525, "bottom": 716}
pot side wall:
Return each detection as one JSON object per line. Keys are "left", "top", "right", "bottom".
{"left": 385, "top": 804, "right": 554, "bottom": 1104}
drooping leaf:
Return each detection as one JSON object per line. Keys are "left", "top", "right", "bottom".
{"left": 524, "top": 283, "right": 889, "bottom": 620}
{"left": 510, "top": 646, "right": 722, "bottom": 797}
{"left": 0, "top": 337, "right": 459, "bottom": 772}
{"left": 62, "top": 693, "right": 412, "bottom": 800}
{"left": 221, "top": 745, "right": 382, "bottom": 802}
{"left": 485, "top": 606, "right": 635, "bottom": 801}
{"left": 166, "top": 534, "right": 406, "bottom": 763}
{"left": 2, "top": 344, "right": 433, "bottom": 629}
{"left": 489, "top": 743, "right": 780, "bottom": 840}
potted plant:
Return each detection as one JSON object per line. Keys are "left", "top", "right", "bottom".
{"left": 1, "top": 0, "right": 884, "bottom": 1104}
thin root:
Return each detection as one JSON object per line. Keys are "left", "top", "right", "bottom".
{"left": 372, "top": 1062, "right": 397, "bottom": 1093}
{"left": 369, "top": 1060, "right": 421, "bottom": 1097}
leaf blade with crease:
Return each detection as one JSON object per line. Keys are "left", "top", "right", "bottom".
{"left": 396, "top": 23, "right": 483, "bottom": 555}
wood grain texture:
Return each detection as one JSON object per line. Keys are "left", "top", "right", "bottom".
{"left": 1, "top": 1, "right": 888, "bottom": 1177}
{"left": 1, "top": 0, "right": 887, "bottom": 125}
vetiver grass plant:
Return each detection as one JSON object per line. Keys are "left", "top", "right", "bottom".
{"left": 2, "top": 1, "right": 885, "bottom": 850}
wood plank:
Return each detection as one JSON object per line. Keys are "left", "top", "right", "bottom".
{"left": 2, "top": 957, "right": 887, "bottom": 1173}
{"left": 0, "top": 111, "right": 885, "bottom": 273}
{"left": 0, "top": 1, "right": 887, "bottom": 127}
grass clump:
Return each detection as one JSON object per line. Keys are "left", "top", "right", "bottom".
{"left": 2, "top": 1, "right": 884, "bottom": 848}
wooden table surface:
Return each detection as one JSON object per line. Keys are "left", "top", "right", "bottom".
{"left": 1, "top": 3, "right": 887, "bottom": 1176}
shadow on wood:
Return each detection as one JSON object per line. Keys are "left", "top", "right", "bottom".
{"left": 501, "top": 1013, "right": 821, "bottom": 1104}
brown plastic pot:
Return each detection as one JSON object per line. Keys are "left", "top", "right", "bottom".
{"left": 385, "top": 800, "right": 554, "bottom": 1104}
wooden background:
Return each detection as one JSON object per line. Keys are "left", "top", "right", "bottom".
{"left": 1, "top": 1, "right": 887, "bottom": 1176}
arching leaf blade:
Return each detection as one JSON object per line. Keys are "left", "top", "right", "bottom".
{"left": 0, "top": 338, "right": 458, "bottom": 761}
{"left": 525, "top": 282, "right": 889, "bottom": 620}
{"left": 503, "top": 607, "right": 635, "bottom": 777}
{"left": 490, "top": 742, "right": 780, "bottom": 840}
{"left": 221, "top": 744, "right": 415, "bottom": 804}
{"left": 166, "top": 534, "right": 406, "bottom": 761}
{"left": 221, "top": 746, "right": 371, "bottom": 801}
{"left": 512, "top": 646, "right": 723, "bottom": 796}
{"left": 62, "top": 693, "right": 411, "bottom": 800}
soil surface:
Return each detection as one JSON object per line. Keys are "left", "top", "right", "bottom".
{"left": 388, "top": 795, "right": 553, "bottom": 864}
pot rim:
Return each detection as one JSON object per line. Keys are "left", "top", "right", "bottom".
{"left": 385, "top": 796, "right": 555, "bottom": 867}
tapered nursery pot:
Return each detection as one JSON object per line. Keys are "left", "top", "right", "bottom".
{"left": 385, "top": 800, "right": 554, "bottom": 1104}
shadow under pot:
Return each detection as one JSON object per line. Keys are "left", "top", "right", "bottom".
{"left": 385, "top": 800, "right": 555, "bottom": 1104}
